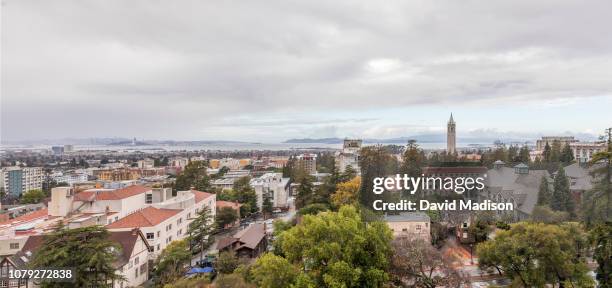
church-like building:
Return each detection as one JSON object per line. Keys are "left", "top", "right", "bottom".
{"left": 447, "top": 113, "right": 456, "bottom": 154}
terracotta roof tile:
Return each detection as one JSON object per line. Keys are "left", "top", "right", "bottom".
{"left": 0, "top": 208, "right": 48, "bottom": 226}
{"left": 79, "top": 185, "right": 149, "bottom": 201}
{"left": 191, "top": 189, "right": 214, "bottom": 203}
{"left": 106, "top": 207, "right": 181, "bottom": 229}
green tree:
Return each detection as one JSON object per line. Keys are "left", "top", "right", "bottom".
{"left": 216, "top": 251, "right": 240, "bottom": 274}
{"left": 551, "top": 140, "right": 562, "bottom": 163}
{"left": 560, "top": 143, "right": 575, "bottom": 163}
{"left": 251, "top": 253, "right": 298, "bottom": 288}
{"left": 175, "top": 160, "right": 210, "bottom": 191}
{"left": 295, "top": 175, "right": 314, "bottom": 209}
{"left": 583, "top": 130, "right": 611, "bottom": 225}
{"left": 537, "top": 175, "right": 551, "bottom": 205}
{"left": 262, "top": 194, "right": 273, "bottom": 216}
{"left": 477, "top": 222, "right": 593, "bottom": 287}
{"left": 215, "top": 206, "right": 239, "bottom": 229}
{"left": 215, "top": 273, "right": 255, "bottom": 288}
{"left": 519, "top": 145, "right": 531, "bottom": 164}
{"left": 359, "top": 145, "right": 397, "bottom": 208}
{"left": 29, "top": 226, "right": 123, "bottom": 288}
{"left": 281, "top": 205, "right": 393, "bottom": 287}
{"left": 154, "top": 240, "right": 191, "bottom": 285}
{"left": 551, "top": 166, "right": 574, "bottom": 215}
{"left": 590, "top": 222, "right": 612, "bottom": 287}
{"left": 297, "top": 203, "right": 329, "bottom": 216}
{"left": 232, "top": 176, "right": 258, "bottom": 216}
{"left": 188, "top": 205, "right": 214, "bottom": 258}
{"left": 530, "top": 205, "right": 569, "bottom": 224}
{"left": 20, "top": 189, "right": 46, "bottom": 204}
{"left": 544, "top": 142, "right": 552, "bottom": 162}
{"left": 339, "top": 165, "right": 357, "bottom": 183}
{"left": 399, "top": 140, "right": 424, "bottom": 196}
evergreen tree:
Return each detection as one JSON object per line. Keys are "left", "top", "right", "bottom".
{"left": 30, "top": 226, "right": 123, "bottom": 288}
{"left": 551, "top": 167, "right": 574, "bottom": 215}
{"left": 174, "top": 160, "right": 210, "bottom": 191}
{"left": 544, "top": 142, "right": 552, "bottom": 162}
{"left": 262, "top": 194, "right": 273, "bottom": 217}
{"left": 507, "top": 145, "right": 519, "bottom": 163}
{"left": 560, "top": 144, "right": 575, "bottom": 163}
{"left": 550, "top": 140, "right": 562, "bottom": 163}
{"left": 583, "top": 129, "right": 612, "bottom": 225}
{"left": 340, "top": 165, "right": 357, "bottom": 183}
{"left": 188, "top": 205, "right": 214, "bottom": 257}
{"left": 400, "top": 140, "right": 424, "bottom": 196}
{"left": 537, "top": 176, "right": 551, "bottom": 205}
{"left": 519, "top": 145, "right": 531, "bottom": 164}
{"left": 590, "top": 222, "right": 612, "bottom": 287}
{"left": 295, "top": 176, "right": 314, "bottom": 209}
{"left": 232, "top": 176, "right": 258, "bottom": 216}
{"left": 359, "top": 145, "right": 396, "bottom": 208}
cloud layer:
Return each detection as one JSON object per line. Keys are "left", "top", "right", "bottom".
{"left": 2, "top": 0, "right": 612, "bottom": 142}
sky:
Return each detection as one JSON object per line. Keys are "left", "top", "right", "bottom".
{"left": 1, "top": 0, "right": 611, "bottom": 143}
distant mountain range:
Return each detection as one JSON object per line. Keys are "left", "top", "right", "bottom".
{"left": 283, "top": 134, "right": 531, "bottom": 145}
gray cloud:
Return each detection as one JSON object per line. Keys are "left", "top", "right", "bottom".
{"left": 2, "top": 0, "right": 612, "bottom": 142}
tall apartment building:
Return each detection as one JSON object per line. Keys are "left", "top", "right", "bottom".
{"left": 250, "top": 173, "right": 290, "bottom": 209}
{"left": 535, "top": 136, "right": 578, "bottom": 152}
{"left": 296, "top": 154, "right": 317, "bottom": 175}
{"left": 570, "top": 142, "right": 606, "bottom": 163}
{"left": 1, "top": 167, "right": 44, "bottom": 197}
{"left": 336, "top": 139, "right": 362, "bottom": 173}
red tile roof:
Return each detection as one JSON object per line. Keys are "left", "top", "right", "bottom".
{"left": 106, "top": 207, "right": 181, "bottom": 229}
{"left": 77, "top": 185, "right": 149, "bottom": 201}
{"left": 191, "top": 190, "right": 214, "bottom": 203}
{"left": 0, "top": 208, "right": 48, "bottom": 226}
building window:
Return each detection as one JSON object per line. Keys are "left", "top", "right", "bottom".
{"left": 177, "top": 218, "right": 182, "bottom": 225}
{"left": 145, "top": 194, "right": 153, "bottom": 204}
{"left": 9, "top": 243, "right": 19, "bottom": 250}
{"left": 402, "top": 228, "right": 408, "bottom": 232}
{"left": 416, "top": 225, "right": 421, "bottom": 230}
{"left": 157, "top": 231, "right": 160, "bottom": 237}
{"left": 157, "top": 244, "right": 160, "bottom": 251}
{"left": 148, "top": 247, "right": 154, "bottom": 252}
{"left": 146, "top": 233, "right": 154, "bottom": 240}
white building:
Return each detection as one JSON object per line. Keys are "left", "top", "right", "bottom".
{"left": 570, "top": 142, "right": 606, "bottom": 163}
{"left": 250, "top": 173, "right": 290, "bottom": 209}
{"left": 51, "top": 171, "right": 88, "bottom": 185}
{"left": 384, "top": 212, "right": 431, "bottom": 242}
{"left": 1, "top": 167, "right": 43, "bottom": 197}
{"left": 107, "top": 189, "right": 216, "bottom": 257}
{"left": 137, "top": 158, "right": 155, "bottom": 169}
{"left": 336, "top": 139, "right": 362, "bottom": 173}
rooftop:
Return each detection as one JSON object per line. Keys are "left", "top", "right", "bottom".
{"left": 77, "top": 185, "right": 150, "bottom": 201}
{"left": 384, "top": 212, "right": 430, "bottom": 222}
{"left": 106, "top": 206, "right": 181, "bottom": 229}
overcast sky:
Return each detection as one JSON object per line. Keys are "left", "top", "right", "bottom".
{"left": 2, "top": 0, "right": 611, "bottom": 143}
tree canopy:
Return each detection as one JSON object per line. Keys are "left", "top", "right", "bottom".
{"left": 30, "top": 226, "right": 123, "bottom": 288}
{"left": 477, "top": 222, "right": 593, "bottom": 287}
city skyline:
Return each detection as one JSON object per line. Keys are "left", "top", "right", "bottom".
{"left": 2, "top": 1, "right": 612, "bottom": 142}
